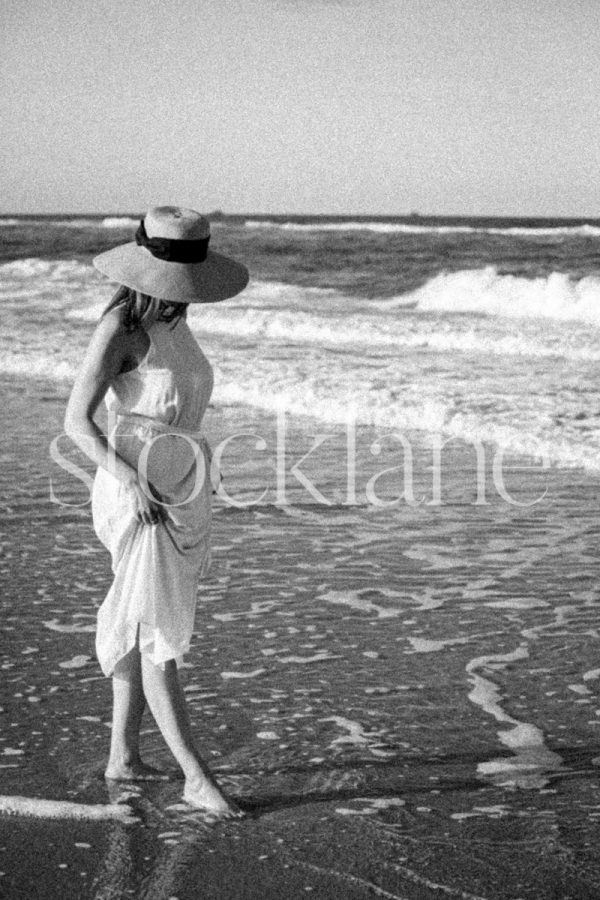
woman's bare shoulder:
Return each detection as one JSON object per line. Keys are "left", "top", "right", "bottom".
{"left": 87, "top": 307, "right": 152, "bottom": 378}
{"left": 94, "top": 305, "right": 129, "bottom": 339}
{"left": 92, "top": 307, "right": 145, "bottom": 354}
{"left": 79, "top": 306, "right": 136, "bottom": 373}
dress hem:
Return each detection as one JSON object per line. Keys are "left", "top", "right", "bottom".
{"left": 96, "top": 621, "right": 191, "bottom": 678}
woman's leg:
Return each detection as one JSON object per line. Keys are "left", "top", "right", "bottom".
{"left": 140, "top": 654, "right": 242, "bottom": 817}
{"left": 104, "top": 632, "right": 166, "bottom": 780}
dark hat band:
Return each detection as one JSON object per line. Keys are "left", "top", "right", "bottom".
{"left": 135, "top": 219, "right": 210, "bottom": 263}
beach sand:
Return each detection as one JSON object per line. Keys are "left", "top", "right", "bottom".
{"left": 2, "top": 373, "right": 600, "bottom": 899}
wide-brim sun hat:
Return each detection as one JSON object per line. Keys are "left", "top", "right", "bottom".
{"left": 93, "top": 205, "right": 249, "bottom": 303}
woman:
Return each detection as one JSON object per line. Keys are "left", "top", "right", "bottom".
{"left": 64, "top": 206, "right": 249, "bottom": 819}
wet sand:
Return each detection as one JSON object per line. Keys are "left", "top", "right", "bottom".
{"left": 2, "top": 373, "right": 600, "bottom": 899}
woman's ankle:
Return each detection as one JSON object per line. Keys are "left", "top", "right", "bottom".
{"left": 107, "top": 747, "right": 141, "bottom": 767}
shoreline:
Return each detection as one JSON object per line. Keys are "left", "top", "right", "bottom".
{"left": 0, "top": 370, "right": 568, "bottom": 512}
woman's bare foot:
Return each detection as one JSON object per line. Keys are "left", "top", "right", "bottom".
{"left": 105, "top": 756, "right": 170, "bottom": 781}
{"left": 183, "top": 775, "right": 244, "bottom": 820}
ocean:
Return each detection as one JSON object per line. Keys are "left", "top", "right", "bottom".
{"left": 3, "top": 214, "right": 600, "bottom": 899}
{"left": 2, "top": 212, "right": 600, "bottom": 471}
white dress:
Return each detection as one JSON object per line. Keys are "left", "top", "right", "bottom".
{"left": 91, "top": 315, "right": 216, "bottom": 677}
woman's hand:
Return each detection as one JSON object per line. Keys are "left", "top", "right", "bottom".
{"left": 127, "top": 477, "right": 168, "bottom": 526}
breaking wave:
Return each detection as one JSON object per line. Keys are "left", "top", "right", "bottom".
{"left": 2, "top": 258, "right": 600, "bottom": 472}
{"left": 245, "top": 219, "right": 600, "bottom": 238}
{"left": 378, "top": 267, "right": 600, "bottom": 325}
{"left": 3, "top": 257, "right": 600, "bottom": 326}
{"left": 101, "top": 217, "right": 139, "bottom": 228}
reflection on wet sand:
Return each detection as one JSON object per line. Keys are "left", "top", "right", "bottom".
{"left": 3, "top": 396, "right": 600, "bottom": 898}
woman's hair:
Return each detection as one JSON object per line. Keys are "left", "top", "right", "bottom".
{"left": 101, "top": 285, "right": 187, "bottom": 331}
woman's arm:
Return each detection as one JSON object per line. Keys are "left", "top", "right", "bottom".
{"left": 63, "top": 309, "right": 165, "bottom": 525}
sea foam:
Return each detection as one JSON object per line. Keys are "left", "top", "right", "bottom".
{"left": 0, "top": 795, "right": 138, "bottom": 822}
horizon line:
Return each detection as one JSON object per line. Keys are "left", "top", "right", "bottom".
{"left": 1, "top": 211, "right": 600, "bottom": 223}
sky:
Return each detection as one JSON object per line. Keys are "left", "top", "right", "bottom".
{"left": 1, "top": 0, "right": 599, "bottom": 216}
